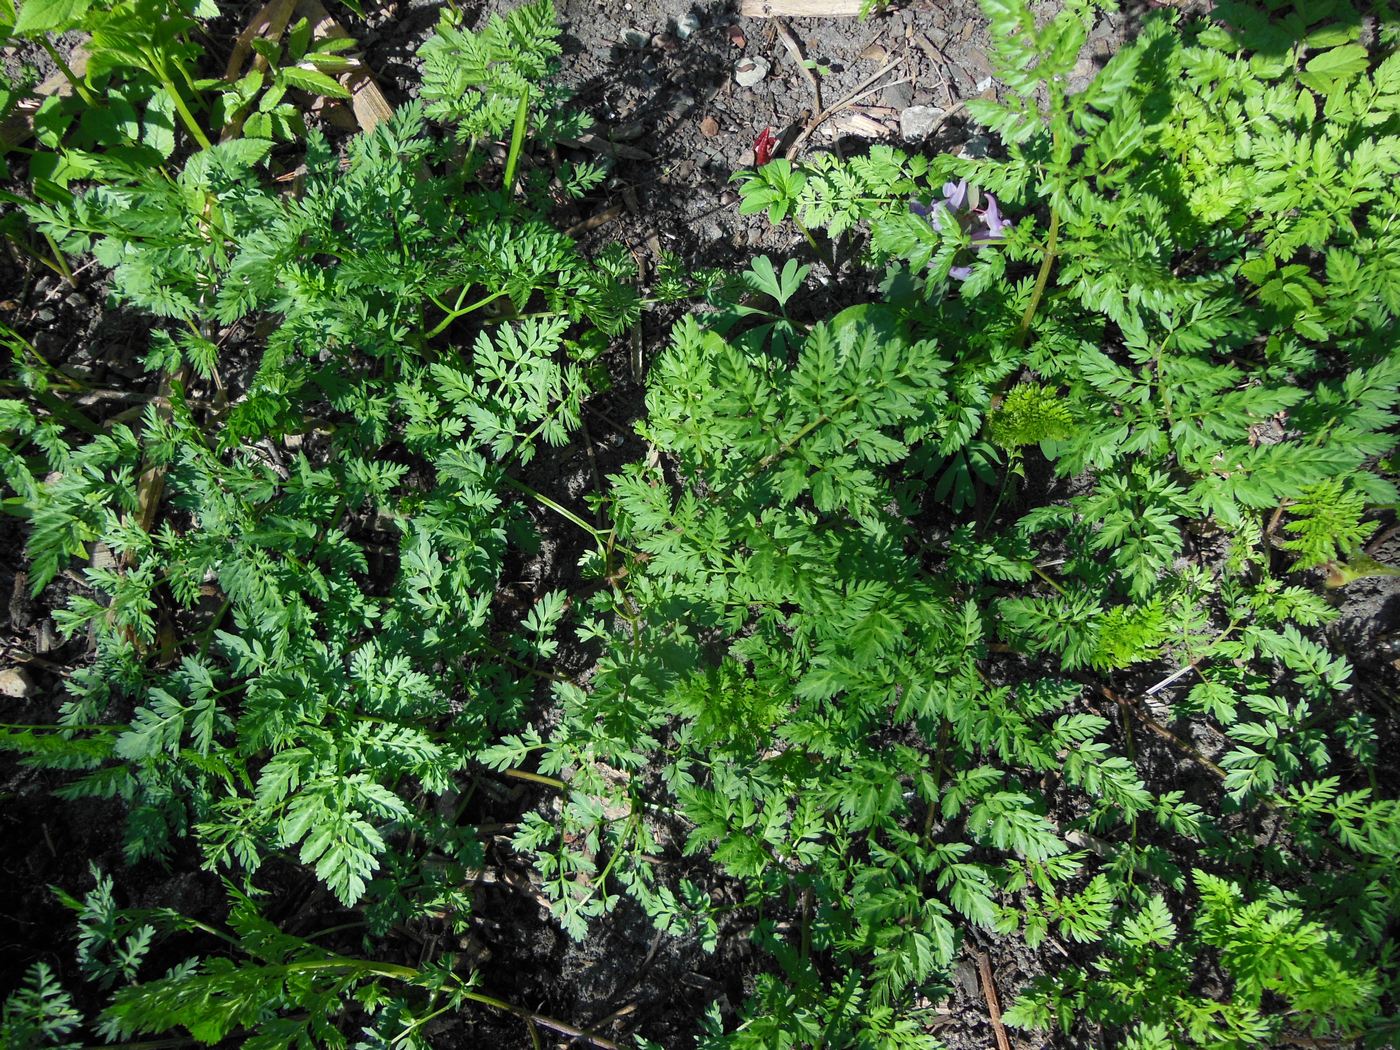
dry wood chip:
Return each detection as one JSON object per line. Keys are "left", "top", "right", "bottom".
{"left": 295, "top": 0, "right": 392, "bottom": 133}
{"left": 740, "top": 0, "right": 862, "bottom": 15}
{"left": 225, "top": 0, "right": 298, "bottom": 80}
{"left": 831, "top": 111, "right": 889, "bottom": 137}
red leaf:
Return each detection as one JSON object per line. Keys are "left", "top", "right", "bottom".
{"left": 754, "top": 127, "right": 778, "bottom": 166}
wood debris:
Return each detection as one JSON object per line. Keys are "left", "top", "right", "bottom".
{"left": 740, "top": 0, "right": 863, "bottom": 15}
{"left": 831, "top": 111, "right": 889, "bottom": 137}
{"left": 973, "top": 950, "right": 1013, "bottom": 1050}
{"left": 295, "top": 0, "right": 393, "bottom": 133}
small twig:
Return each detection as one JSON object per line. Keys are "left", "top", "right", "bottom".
{"left": 579, "top": 416, "right": 608, "bottom": 528}
{"left": 1262, "top": 501, "right": 1289, "bottom": 558}
{"left": 565, "top": 202, "right": 626, "bottom": 237}
{"left": 785, "top": 56, "right": 906, "bottom": 159}
{"left": 1143, "top": 658, "right": 1205, "bottom": 697}
{"left": 973, "top": 950, "right": 1012, "bottom": 1050}
{"left": 1096, "top": 684, "right": 1229, "bottom": 783}
{"left": 775, "top": 20, "right": 822, "bottom": 115}
{"left": 1364, "top": 521, "right": 1400, "bottom": 555}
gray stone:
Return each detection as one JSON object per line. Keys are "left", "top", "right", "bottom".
{"left": 675, "top": 13, "right": 700, "bottom": 39}
{"left": 0, "top": 667, "right": 36, "bottom": 698}
{"left": 960, "top": 132, "right": 992, "bottom": 158}
{"left": 882, "top": 81, "right": 915, "bottom": 109}
{"left": 734, "top": 57, "right": 769, "bottom": 87}
{"left": 899, "top": 105, "right": 946, "bottom": 142}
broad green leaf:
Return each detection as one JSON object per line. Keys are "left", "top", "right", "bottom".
{"left": 13, "top": 0, "right": 90, "bottom": 33}
{"left": 1299, "top": 44, "right": 1370, "bottom": 93}
{"left": 278, "top": 64, "right": 351, "bottom": 99}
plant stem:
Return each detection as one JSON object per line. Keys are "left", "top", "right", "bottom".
{"left": 503, "top": 90, "right": 529, "bottom": 192}
{"left": 753, "top": 392, "right": 862, "bottom": 475}
{"left": 154, "top": 68, "right": 212, "bottom": 150}
{"left": 41, "top": 232, "right": 77, "bottom": 287}
{"left": 37, "top": 37, "right": 96, "bottom": 107}
{"left": 1017, "top": 205, "right": 1060, "bottom": 345}
{"left": 425, "top": 288, "right": 509, "bottom": 338}
{"left": 502, "top": 767, "right": 568, "bottom": 791}
{"left": 503, "top": 476, "right": 640, "bottom": 558}
{"left": 792, "top": 215, "right": 836, "bottom": 271}
{"left": 1030, "top": 562, "right": 1068, "bottom": 597}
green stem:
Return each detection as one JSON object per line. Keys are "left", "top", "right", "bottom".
{"left": 2, "top": 232, "right": 73, "bottom": 284}
{"left": 1017, "top": 205, "right": 1060, "bottom": 345}
{"left": 0, "top": 722, "right": 122, "bottom": 732}
{"left": 153, "top": 66, "right": 212, "bottom": 150}
{"left": 502, "top": 767, "right": 568, "bottom": 791}
{"left": 502, "top": 476, "right": 639, "bottom": 558}
{"left": 37, "top": 37, "right": 96, "bottom": 107}
{"left": 1030, "top": 562, "right": 1068, "bottom": 596}
{"left": 753, "top": 391, "right": 863, "bottom": 475}
{"left": 503, "top": 90, "right": 529, "bottom": 191}
{"left": 562, "top": 813, "right": 639, "bottom": 925}
{"left": 424, "top": 288, "right": 509, "bottom": 339}
{"left": 41, "top": 232, "right": 77, "bottom": 287}
{"left": 792, "top": 215, "right": 836, "bottom": 270}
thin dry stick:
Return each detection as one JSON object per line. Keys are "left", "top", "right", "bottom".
{"left": 775, "top": 19, "right": 822, "bottom": 115}
{"left": 224, "top": 0, "right": 297, "bottom": 80}
{"left": 785, "top": 55, "right": 906, "bottom": 159}
{"left": 1143, "top": 658, "right": 1205, "bottom": 697}
{"left": 1096, "top": 684, "right": 1228, "bottom": 782}
{"left": 1364, "top": 521, "right": 1400, "bottom": 555}
{"left": 579, "top": 415, "right": 608, "bottom": 527}
{"left": 565, "top": 202, "right": 626, "bottom": 237}
{"left": 739, "top": 0, "right": 862, "bottom": 15}
{"left": 973, "top": 950, "right": 1013, "bottom": 1050}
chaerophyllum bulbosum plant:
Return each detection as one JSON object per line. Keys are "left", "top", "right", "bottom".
{"left": 0, "top": 0, "right": 682, "bottom": 1043}
{"left": 0, "top": 0, "right": 1397, "bottom": 1047}
{"left": 504, "top": 0, "right": 1400, "bottom": 1047}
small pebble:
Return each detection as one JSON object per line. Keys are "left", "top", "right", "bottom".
{"left": 883, "top": 81, "right": 915, "bottom": 109}
{"left": 676, "top": 13, "right": 700, "bottom": 39}
{"left": 34, "top": 308, "right": 55, "bottom": 323}
{"left": 734, "top": 57, "right": 769, "bottom": 87}
{"left": 700, "top": 116, "right": 720, "bottom": 137}
{"left": 899, "top": 105, "right": 946, "bottom": 142}
{"left": 726, "top": 25, "right": 746, "bottom": 48}
{"left": 960, "top": 132, "right": 992, "bottom": 158}
{"left": 0, "top": 667, "right": 36, "bottom": 699}
{"left": 623, "top": 27, "right": 650, "bottom": 49}
{"left": 975, "top": 76, "right": 995, "bottom": 94}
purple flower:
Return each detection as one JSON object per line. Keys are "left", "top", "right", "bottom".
{"left": 912, "top": 179, "right": 1014, "bottom": 281}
